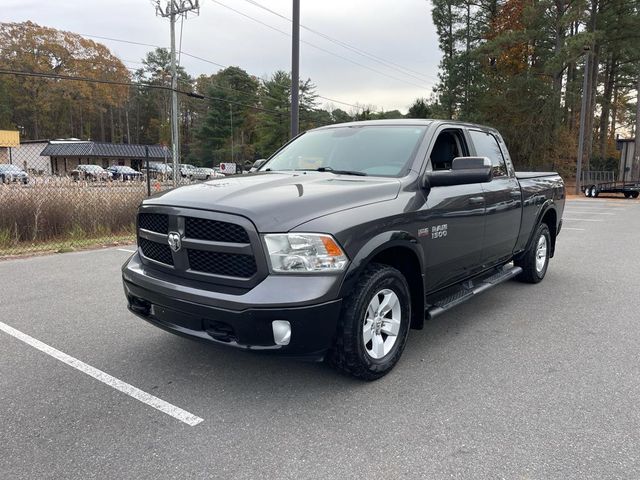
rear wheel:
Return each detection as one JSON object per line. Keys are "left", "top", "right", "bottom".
{"left": 328, "top": 263, "right": 411, "bottom": 380}
{"left": 515, "top": 223, "right": 550, "bottom": 284}
{"left": 632, "top": 192, "right": 639, "bottom": 199}
{"left": 624, "top": 192, "right": 631, "bottom": 199}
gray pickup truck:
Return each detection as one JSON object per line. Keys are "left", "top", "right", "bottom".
{"left": 122, "top": 120, "right": 565, "bottom": 380}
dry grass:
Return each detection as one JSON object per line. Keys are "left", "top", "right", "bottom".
{"left": 0, "top": 178, "right": 148, "bottom": 255}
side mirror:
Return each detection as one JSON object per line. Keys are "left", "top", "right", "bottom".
{"left": 250, "top": 159, "right": 267, "bottom": 172}
{"left": 423, "top": 156, "right": 493, "bottom": 188}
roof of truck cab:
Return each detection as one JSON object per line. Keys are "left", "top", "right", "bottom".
{"left": 312, "top": 119, "right": 499, "bottom": 133}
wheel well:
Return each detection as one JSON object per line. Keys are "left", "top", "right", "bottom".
{"left": 541, "top": 208, "right": 557, "bottom": 257}
{"left": 369, "top": 247, "right": 424, "bottom": 330}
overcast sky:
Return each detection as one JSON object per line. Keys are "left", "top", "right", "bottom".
{"left": 5, "top": 0, "right": 441, "bottom": 113}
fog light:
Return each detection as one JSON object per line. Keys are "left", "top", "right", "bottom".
{"left": 272, "top": 320, "right": 291, "bottom": 346}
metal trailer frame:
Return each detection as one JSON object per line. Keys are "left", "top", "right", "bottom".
{"left": 580, "top": 171, "right": 640, "bottom": 199}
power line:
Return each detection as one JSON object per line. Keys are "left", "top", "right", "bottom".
{"left": 316, "top": 95, "right": 360, "bottom": 110}
{"left": 24, "top": 44, "right": 318, "bottom": 108}
{"left": 77, "top": 31, "right": 367, "bottom": 110}
{"left": 79, "top": 33, "right": 161, "bottom": 49}
{"left": 0, "top": 68, "right": 286, "bottom": 116}
{"left": 242, "top": 0, "right": 437, "bottom": 83}
{"left": 208, "top": 0, "right": 430, "bottom": 90}
{"left": 179, "top": 51, "right": 226, "bottom": 68}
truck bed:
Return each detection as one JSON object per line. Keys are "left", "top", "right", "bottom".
{"left": 513, "top": 172, "right": 565, "bottom": 255}
{"left": 516, "top": 171, "right": 559, "bottom": 180}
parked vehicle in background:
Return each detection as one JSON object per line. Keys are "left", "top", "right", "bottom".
{"left": 146, "top": 162, "right": 173, "bottom": 180}
{"left": 179, "top": 164, "right": 197, "bottom": 178}
{"left": 0, "top": 164, "right": 29, "bottom": 184}
{"left": 107, "top": 165, "right": 144, "bottom": 181}
{"left": 194, "top": 167, "right": 225, "bottom": 180}
{"left": 70, "top": 164, "right": 112, "bottom": 181}
{"left": 249, "top": 159, "right": 267, "bottom": 172}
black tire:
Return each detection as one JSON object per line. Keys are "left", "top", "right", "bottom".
{"left": 632, "top": 192, "right": 639, "bottom": 199}
{"left": 592, "top": 186, "right": 599, "bottom": 198}
{"left": 515, "top": 223, "right": 550, "bottom": 284}
{"left": 624, "top": 192, "right": 631, "bottom": 199}
{"left": 328, "top": 263, "right": 411, "bottom": 381}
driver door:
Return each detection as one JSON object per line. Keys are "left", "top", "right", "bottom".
{"left": 417, "top": 127, "right": 487, "bottom": 292}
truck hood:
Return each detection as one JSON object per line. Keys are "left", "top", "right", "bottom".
{"left": 144, "top": 171, "right": 401, "bottom": 232}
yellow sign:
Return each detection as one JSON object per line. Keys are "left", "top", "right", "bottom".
{"left": 0, "top": 130, "right": 20, "bottom": 148}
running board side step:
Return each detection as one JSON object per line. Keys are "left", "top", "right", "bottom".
{"left": 426, "top": 265, "right": 522, "bottom": 320}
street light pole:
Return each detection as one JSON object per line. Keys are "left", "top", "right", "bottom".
{"left": 575, "top": 46, "right": 591, "bottom": 195}
{"left": 290, "top": 0, "right": 300, "bottom": 139}
{"left": 633, "top": 73, "right": 640, "bottom": 180}
{"left": 169, "top": 8, "right": 179, "bottom": 187}
{"left": 230, "top": 104, "right": 234, "bottom": 164}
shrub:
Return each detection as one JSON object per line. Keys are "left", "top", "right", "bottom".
{"left": 0, "top": 177, "right": 147, "bottom": 253}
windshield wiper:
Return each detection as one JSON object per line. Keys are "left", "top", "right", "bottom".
{"left": 314, "top": 166, "right": 367, "bottom": 176}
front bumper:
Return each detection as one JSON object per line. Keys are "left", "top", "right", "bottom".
{"left": 122, "top": 252, "right": 343, "bottom": 359}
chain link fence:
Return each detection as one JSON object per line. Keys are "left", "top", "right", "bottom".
{"left": 0, "top": 140, "right": 231, "bottom": 258}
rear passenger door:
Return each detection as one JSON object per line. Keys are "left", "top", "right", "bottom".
{"left": 468, "top": 129, "right": 521, "bottom": 266}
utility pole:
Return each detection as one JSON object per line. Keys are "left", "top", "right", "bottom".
{"left": 633, "top": 73, "right": 640, "bottom": 180}
{"left": 154, "top": 1, "right": 200, "bottom": 186}
{"left": 576, "top": 46, "right": 590, "bottom": 195}
{"left": 230, "top": 104, "right": 234, "bottom": 164}
{"left": 290, "top": 0, "right": 300, "bottom": 138}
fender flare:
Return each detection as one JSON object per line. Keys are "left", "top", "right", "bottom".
{"left": 339, "top": 230, "right": 426, "bottom": 328}
{"left": 521, "top": 201, "right": 558, "bottom": 258}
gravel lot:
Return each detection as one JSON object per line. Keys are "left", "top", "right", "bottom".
{"left": 1, "top": 197, "right": 639, "bottom": 480}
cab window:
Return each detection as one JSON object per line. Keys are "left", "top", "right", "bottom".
{"left": 468, "top": 130, "right": 508, "bottom": 177}
{"left": 429, "top": 129, "right": 468, "bottom": 171}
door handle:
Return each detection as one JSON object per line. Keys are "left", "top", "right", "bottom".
{"left": 468, "top": 196, "right": 484, "bottom": 205}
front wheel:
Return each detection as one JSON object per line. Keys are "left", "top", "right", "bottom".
{"left": 328, "top": 263, "right": 411, "bottom": 380}
{"left": 515, "top": 223, "right": 550, "bottom": 283}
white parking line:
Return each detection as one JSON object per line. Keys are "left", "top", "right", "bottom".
{"left": 0, "top": 321, "right": 204, "bottom": 427}
{"left": 117, "top": 248, "right": 136, "bottom": 253}
{"left": 562, "top": 218, "right": 604, "bottom": 222}
{"left": 562, "top": 227, "right": 585, "bottom": 231}
{"left": 567, "top": 201, "right": 628, "bottom": 206}
{"left": 563, "top": 211, "right": 615, "bottom": 215}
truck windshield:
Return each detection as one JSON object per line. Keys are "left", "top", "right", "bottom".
{"left": 260, "top": 125, "right": 427, "bottom": 177}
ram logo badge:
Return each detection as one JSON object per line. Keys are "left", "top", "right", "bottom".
{"left": 167, "top": 232, "right": 182, "bottom": 252}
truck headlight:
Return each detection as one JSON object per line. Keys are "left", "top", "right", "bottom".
{"left": 263, "top": 233, "right": 348, "bottom": 273}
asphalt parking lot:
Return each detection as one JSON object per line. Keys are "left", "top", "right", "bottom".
{"left": 1, "top": 197, "right": 639, "bottom": 479}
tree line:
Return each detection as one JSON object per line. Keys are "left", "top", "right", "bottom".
{"left": 0, "top": 22, "right": 412, "bottom": 168}
{"left": 428, "top": 0, "right": 640, "bottom": 177}
{"left": 1, "top": 16, "right": 639, "bottom": 175}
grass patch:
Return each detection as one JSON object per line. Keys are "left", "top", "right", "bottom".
{"left": 0, "top": 233, "right": 136, "bottom": 258}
